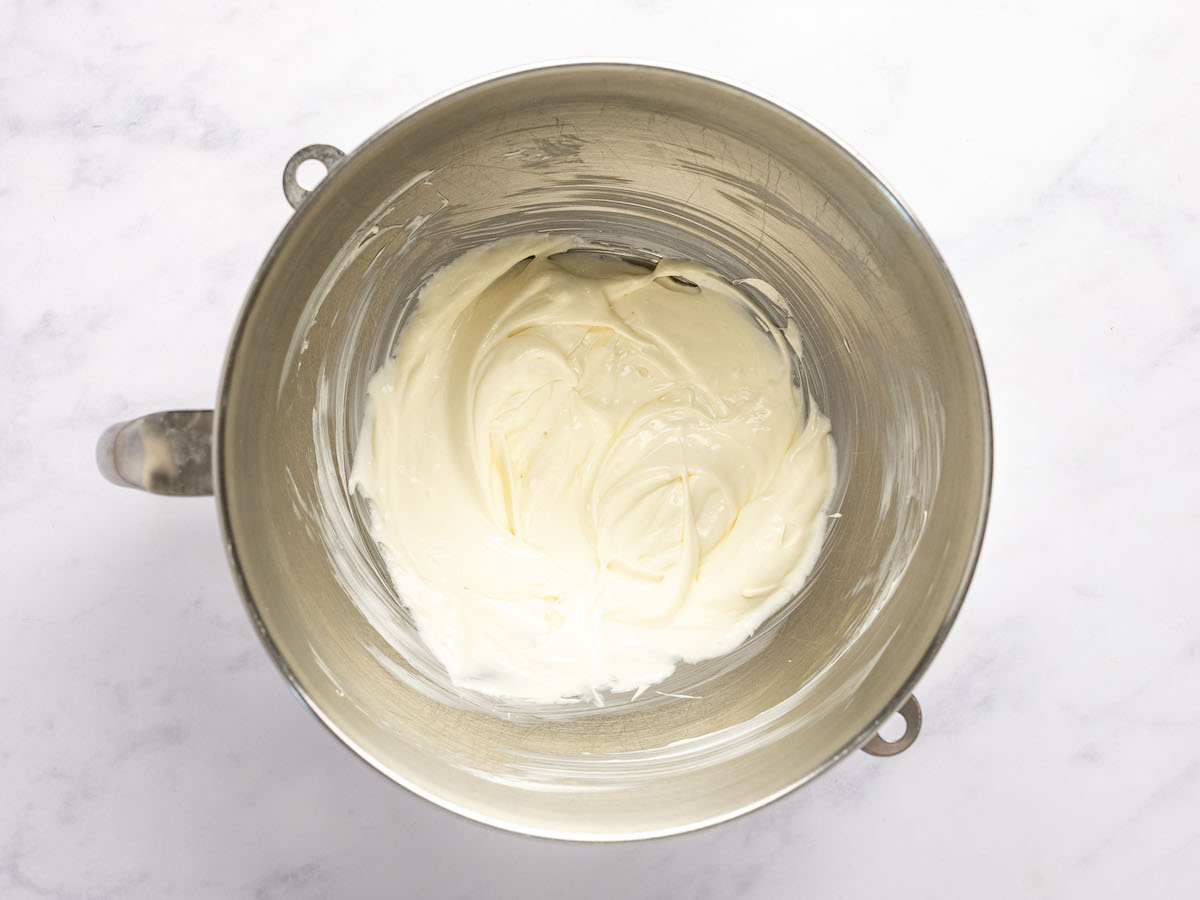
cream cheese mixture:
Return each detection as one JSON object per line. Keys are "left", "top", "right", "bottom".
{"left": 351, "top": 236, "right": 836, "bottom": 703}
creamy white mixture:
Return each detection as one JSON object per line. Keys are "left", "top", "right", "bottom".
{"left": 351, "top": 236, "right": 835, "bottom": 703}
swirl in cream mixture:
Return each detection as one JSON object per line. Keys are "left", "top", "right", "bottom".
{"left": 351, "top": 236, "right": 835, "bottom": 703}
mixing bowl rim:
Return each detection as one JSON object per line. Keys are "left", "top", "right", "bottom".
{"left": 212, "top": 59, "right": 994, "bottom": 841}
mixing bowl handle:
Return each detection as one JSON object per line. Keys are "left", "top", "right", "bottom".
{"left": 96, "top": 410, "right": 214, "bottom": 496}
{"left": 861, "top": 695, "right": 922, "bottom": 756}
{"left": 282, "top": 144, "right": 345, "bottom": 210}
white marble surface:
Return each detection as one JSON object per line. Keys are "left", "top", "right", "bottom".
{"left": 3, "top": 0, "right": 1198, "bottom": 896}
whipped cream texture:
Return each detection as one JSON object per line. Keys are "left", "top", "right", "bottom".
{"left": 351, "top": 236, "right": 835, "bottom": 703}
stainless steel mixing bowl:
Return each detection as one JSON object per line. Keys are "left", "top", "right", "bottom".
{"left": 98, "top": 63, "right": 991, "bottom": 839}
